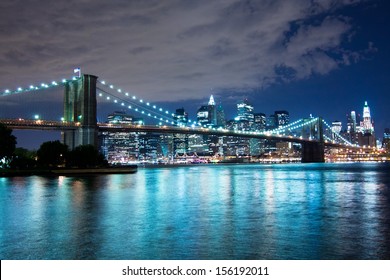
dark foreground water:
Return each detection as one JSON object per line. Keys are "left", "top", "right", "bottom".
{"left": 1, "top": 163, "right": 390, "bottom": 260}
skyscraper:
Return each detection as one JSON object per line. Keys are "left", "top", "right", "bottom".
{"left": 196, "top": 95, "right": 218, "bottom": 127}
{"left": 174, "top": 108, "right": 188, "bottom": 127}
{"left": 361, "top": 101, "right": 374, "bottom": 134}
{"left": 331, "top": 121, "right": 342, "bottom": 140}
{"left": 253, "top": 113, "right": 266, "bottom": 131}
{"left": 208, "top": 95, "right": 217, "bottom": 127}
{"left": 358, "top": 101, "right": 376, "bottom": 147}
{"left": 347, "top": 111, "right": 357, "bottom": 133}
{"left": 266, "top": 114, "right": 276, "bottom": 130}
{"left": 274, "top": 110, "right": 289, "bottom": 127}
{"left": 197, "top": 105, "right": 210, "bottom": 127}
{"left": 100, "top": 111, "right": 141, "bottom": 164}
{"left": 383, "top": 128, "right": 390, "bottom": 152}
{"left": 216, "top": 104, "right": 226, "bottom": 128}
{"left": 236, "top": 99, "right": 254, "bottom": 123}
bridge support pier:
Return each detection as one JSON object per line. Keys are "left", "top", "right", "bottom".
{"left": 62, "top": 74, "right": 98, "bottom": 150}
{"left": 301, "top": 142, "right": 325, "bottom": 163}
{"left": 301, "top": 117, "right": 325, "bottom": 163}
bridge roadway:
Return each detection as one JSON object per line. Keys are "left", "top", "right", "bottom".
{"left": 0, "top": 118, "right": 363, "bottom": 150}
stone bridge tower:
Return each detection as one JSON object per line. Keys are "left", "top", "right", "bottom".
{"left": 62, "top": 74, "right": 98, "bottom": 149}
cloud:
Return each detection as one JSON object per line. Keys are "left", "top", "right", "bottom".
{"left": 0, "top": 0, "right": 372, "bottom": 104}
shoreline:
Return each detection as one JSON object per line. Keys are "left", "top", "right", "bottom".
{"left": 0, "top": 165, "right": 137, "bottom": 177}
{"left": 2, "top": 161, "right": 389, "bottom": 176}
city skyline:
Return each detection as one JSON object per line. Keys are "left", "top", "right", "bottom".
{"left": 0, "top": 0, "right": 389, "bottom": 148}
{"left": 0, "top": 87, "right": 385, "bottom": 149}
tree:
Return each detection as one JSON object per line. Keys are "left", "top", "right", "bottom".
{"left": 67, "top": 145, "right": 108, "bottom": 168}
{"left": 0, "top": 124, "right": 17, "bottom": 168}
{"left": 37, "top": 140, "right": 69, "bottom": 167}
{"left": 10, "top": 148, "right": 37, "bottom": 169}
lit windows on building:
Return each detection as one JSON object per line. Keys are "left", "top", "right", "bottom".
{"left": 196, "top": 95, "right": 218, "bottom": 128}
{"left": 236, "top": 99, "right": 254, "bottom": 123}
{"left": 331, "top": 121, "right": 342, "bottom": 140}
{"left": 216, "top": 105, "right": 226, "bottom": 128}
{"left": 274, "top": 110, "right": 289, "bottom": 127}
{"left": 382, "top": 128, "right": 390, "bottom": 152}
{"left": 254, "top": 113, "right": 266, "bottom": 131}
{"left": 174, "top": 108, "right": 188, "bottom": 127}
{"left": 361, "top": 101, "right": 374, "bottom": 134}
{"left": 266, "top": 114, "right": 276, "bottom": 130}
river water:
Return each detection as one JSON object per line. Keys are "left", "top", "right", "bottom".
{"left": 1, "top": 163, "right": 390, "bottom": 260}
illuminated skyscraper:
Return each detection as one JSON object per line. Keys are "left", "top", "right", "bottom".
{"left": 208, "top": 95, "right": 217, "bottom": 127}
{"left": 358, "top": 101, "right": 376, "bottom": 147}
{"left": 361, "top": 101, "right": 374, "bottom": 134}
{"left": 266, "top": 114, "right": 276, "bottom": 130}
{"left": 383, "top": 128, "right": 390, "bottom": 152}
{"left": 197, "top": 105, "right": 210, "bottom": 127}
{"left": 253, "top": 113, "right": 266, "bottom": 131}
{"left": 274, "top": 110, "right": 289, "bottom": 127}
{"left": 347, "top": 111, "right": 357, "bottom": 133}
{"left": 331, "top": 121, "right": 342, "bottom": 140}
{"left": 174, "top": 108, "right": 188, "bottom": 127}
{"left": 100, "top": 111, "right": 142, "bottom": 164}
{"left": 197, "top": 95, "right": 218, "bottom": 127}
{"left": 236, "top": 99, "right": 254, "bottom": 123}
{"left": 216, "top": 105, "right": 226, "bottom": 128}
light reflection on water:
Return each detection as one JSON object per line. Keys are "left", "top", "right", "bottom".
{"left": 0, "top": 163, "right": 390, "bottom": 260}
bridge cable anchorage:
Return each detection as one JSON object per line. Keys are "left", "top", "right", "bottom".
{"left": 321, "top": 119, "right": 354, "bottom": 146}
{"left": 1, "top": 77, "right": 78, "bottom": 97}
{"left": 97, "top": 79, "right": 201, "bottom": 126}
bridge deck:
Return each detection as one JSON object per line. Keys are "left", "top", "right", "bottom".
{"left": 0, "top": 118, "right": 366, "bottom": 149}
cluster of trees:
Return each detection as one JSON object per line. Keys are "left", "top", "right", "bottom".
{"left": 0, "top": 124, "right": 107, "bottom": 169}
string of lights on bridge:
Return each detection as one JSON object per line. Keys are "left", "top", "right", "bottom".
{"left": 0, "top": 77, "right": 79, "bottom": 96}
{"left": 96, "top": 78, "right": 203, "bottom": 127}
{"left": 321, "top": 119, "right": 354, "bottom": 146}
{"left": 267, "top": 119, "right": 306, "bottom": 135}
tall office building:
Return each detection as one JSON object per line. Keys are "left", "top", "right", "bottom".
{"left": 274, "top": 110, "right": 289, "bottom": 127}
{"left": 383, "top": 128, "right": 390, "bottom": 152}
{"left": 138, "top": 133, "right": 161, "bottom": 161}
{"left": 208, "top": 95, "right": 217, "bottom": 127}
{"left": 253, "top": 113, "right": 266, "bottom": 131}
{"left": 174, "top": 108, "right": 188, "bottom": 127}
{"left": 197, "top": 95, "right": 218, "bottom": 127}
{"left": 216, "top": 104, "right": 226, "bottom": 128}
{"left": 236, "top": 99, "right": 254, "bottom": 123}
{"left": 346, "top": 110, "right": 360, "bottom": 144}
{"left": 100, "top": 111, "right": 141, "bottom": 164}
{"left": 358, "top": 101, "right": 376, "bottom": 147}
{"left": 235, "top": 99, "right": 254, "bottom": 131}
{"left": 361, "top": 101, "right": 374, "bottom": 134}
{"left": 347, "top": 111, "right": 357, "bottom": 133}
{"left": 331, "top": 121, "right": 342, "bottom": 140}
{"left": 197, "top": 105, "right": 210, "bottom": 127}
{"left": 266, "top": 114, "right": 277, "bottom": 130}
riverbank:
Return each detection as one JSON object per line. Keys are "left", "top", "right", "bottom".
{"left": 0, "top": 165, "right": 138, "bottom": 177}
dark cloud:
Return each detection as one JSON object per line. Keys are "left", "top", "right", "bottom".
{"left": 0, "top": 0, "right": 378, "bottom": 102}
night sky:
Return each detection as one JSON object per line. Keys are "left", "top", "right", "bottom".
{"left": 0, "top": 0, "right": 389, "bottom": 149}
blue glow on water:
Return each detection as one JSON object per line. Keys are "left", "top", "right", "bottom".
{"left": 1, "top": 163, "right": 390, "bottom": 259}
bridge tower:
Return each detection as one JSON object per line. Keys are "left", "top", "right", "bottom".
{"left": 62, "top": 74, "right": 98, "bottom": 149}
{"left": 301, "top": 117, "right": 325, "bottom": 163}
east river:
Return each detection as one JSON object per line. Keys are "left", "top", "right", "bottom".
{"left": 1, "top": 163, "right": 390, "bottom": 260}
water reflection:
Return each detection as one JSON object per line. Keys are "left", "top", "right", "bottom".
{"left": 0, "top": 163, "right": 389, "bottom": 259}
